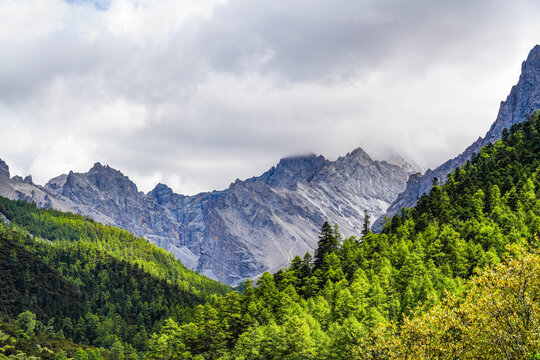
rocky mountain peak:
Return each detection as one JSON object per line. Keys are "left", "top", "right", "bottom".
{"left": 338, "top": 147, "right": 373, "bottom": 165}
{"left": 45, "top": 174, "right": 68, "bottom": 192}
{"left": 484, "top": 44, "right": 540, "bottom": 143}
{"left": 276, "top": 154, "right": 326, "bottom": 174}
{"left": 258, "top": 153, "right": 327, "bottom": 189}
{"left": 523, "top": 44, "right": 540, "bottom": 70}
{"left": 149, "top": 183, "right": 174, "bottom": 205}
{"left": 89, "top": 162, "right": 116, "bottom": 174}
{"left": 86, "top": 163, "right": 138, "bottom": 195}
{"left": 90, "top": 162, "right": 105, "bottom": 171}
{"left": 350, "top": 147, "right": 372, "bottom": 159}
{"left": 0, "top": 159, "right": 9, "bottom": 178}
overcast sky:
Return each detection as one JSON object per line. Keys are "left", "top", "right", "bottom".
{"left": 1, "top": 0, "right": 539, "bottom": 195}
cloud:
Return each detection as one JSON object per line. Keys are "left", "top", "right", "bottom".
{"left": 1, "top": 0, "right": 539, "bottom": 195}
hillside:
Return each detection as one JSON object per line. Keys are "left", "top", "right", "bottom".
{"left": 0, "top": 197, "right": 230, "bottom": 358}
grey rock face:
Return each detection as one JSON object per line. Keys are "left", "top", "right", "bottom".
{"left": 145, "top": 149, "right": 411, "bottom": 284}
{"left": 0, "top": 171, "right": 114, "bottom": 224}
{"left": 256, "top": 154, "right": 328, "bottom": 190}
{"left": 0, "top": 148, "right": 412, "bottom": 285}
{"left": 374, "top": 44, "right": 540, "bottom": 231}
{"left": 0, "top": 159, "right": 9, "bottom": 178}
{"left": 45, "top": 164, "right": 177, "bottom": 240}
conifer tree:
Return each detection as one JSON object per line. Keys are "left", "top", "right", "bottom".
{"left": 362, "top": 210, "right": 371, "bottom": 237}
{"left": 314, "top": 222, "right": 338, "bottom": 270}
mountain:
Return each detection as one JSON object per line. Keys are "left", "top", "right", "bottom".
{"left": 373, "top": 44, "right": 540, "bottom": 231}
{"left": 0, "top": 148, "right": 414, "bottom": 285}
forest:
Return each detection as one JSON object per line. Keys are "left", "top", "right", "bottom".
{"left": 0, "top": 197, "right": 229, "bottom": 359}
{"left": 2, "top": 112, "right": 540, "bottom": 359}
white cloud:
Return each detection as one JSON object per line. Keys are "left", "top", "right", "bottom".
{"left": 0, "top": 0, "right": 539, "bottom": 194}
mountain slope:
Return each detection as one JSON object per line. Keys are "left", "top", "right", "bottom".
{"left": 374, "top": 44, "right": 540, "bottom": 230}
{"left": 0, "top": 148, "right": 414, "bottom": 285}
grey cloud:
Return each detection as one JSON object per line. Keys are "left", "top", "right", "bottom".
{"left": 195, "top": 0, "right": 513, "bottom": 80}
{"left": 1, "top": 0, "right": 539, "bottom": 195}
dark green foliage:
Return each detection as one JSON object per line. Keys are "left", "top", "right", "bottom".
{"left": 313, "top": 222, "right": 339, "bottom": 270}
{"left": 0, "top": 220, "right": 216, "bottom": 356}
{"left": 0, "top": 317, "right": 104, "bottom": 360}
{"left": 0, "top": 228, "right": 85, "bottom": 321}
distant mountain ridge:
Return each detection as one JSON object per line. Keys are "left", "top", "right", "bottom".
{"left": 10, "top": 43, "right": 538, "bottom": 284}
{"left": 374, "top": 44, "right": 540, "bottom": 231}
{"left": 0, "top": 148, "right": 416, "bottom": 285}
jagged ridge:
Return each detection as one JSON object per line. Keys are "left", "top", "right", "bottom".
{"left": 0, "top": 149, "right": 415, "bottom": 285}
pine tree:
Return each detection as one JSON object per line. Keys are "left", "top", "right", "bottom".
{"left": 314, "top": 222, "right": 338, "bottom": 270}
{"left": 362, "top": 210, "right": 371, "bottom": 237}
{"left": 300, "top": 252, "right": 313, "bottom": 279}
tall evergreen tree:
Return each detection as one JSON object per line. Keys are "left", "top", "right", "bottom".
{"left": 362, "top": 210, "right": 371, "bottom": 237}
{"left": 314, "top": 222, "right": 338, "bottom": 270}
